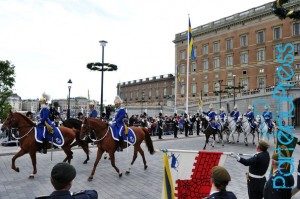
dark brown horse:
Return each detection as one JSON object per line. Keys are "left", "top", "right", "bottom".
{"left": 80, "top": 117, "right": 155, "bottom": 181}
{"left": 199, "top": 114, "right": 219, "bottom": 150}
{"left": 1, "top": 111, "right": 78, "bottom": 178}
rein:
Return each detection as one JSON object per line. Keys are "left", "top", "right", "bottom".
{"left": 12, "top": 127, "right": 34, "bottom": 140}
{"left": 86, "top": 121, "right": 110, "bottom": 142}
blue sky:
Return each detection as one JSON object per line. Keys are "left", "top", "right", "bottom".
{"left": 0, "top": 0, "right": 272, "bottom": 104}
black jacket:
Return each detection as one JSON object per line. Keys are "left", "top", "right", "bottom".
{"left": 35, "top": 190, "right": 98, "bottom": 199}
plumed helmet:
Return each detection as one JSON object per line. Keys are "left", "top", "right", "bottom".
{"left": 264, "top": 105, "right": 269, "bottom": 110}
{"left": 39, "top": 92, "right": 50, "bottom": 104}
{"left": 220, "top": 107, "right": 225, "bottom": 111}
{"left": 114, "top": 95, "right": 123, "bottom": 104}
{"left": 248, "top": 105, "right": 253, "bottom": 110}
{"left": 234, "top": 105, "right": 238, "bottom": 109}
{"left": 209, "top": 104, "right": 214, "bottom": 109}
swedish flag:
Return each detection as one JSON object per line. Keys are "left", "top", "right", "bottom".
{"left": 163, "top": 153, "right": 175, "bottom": 199}
{"left": 188, "top": 17, "right": 195, "bottom": 60}
{"left": 176, "top": 65, "right": 182, "bottom": 88}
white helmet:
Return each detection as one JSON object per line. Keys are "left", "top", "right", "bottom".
{"left": 39, "top": 92, "right": 50, "bottom": 104}
{"left": 234, "top": 105, "right": 238, "bottom": 110}
{"left": 264, "top": 105, "right": 269, "bottom": 110}
{"left": 248, "top": 105, "right": 253, "bottom": 110}
{"left": 209, "top": 104, "right": 214, "bottom": 109}
{"left": 220, "top": 107, "right": 225, "bottom": 111}
{"left": 114, "top": 96, "right": 123, "bottom": 104}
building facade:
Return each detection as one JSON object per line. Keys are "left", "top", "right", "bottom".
{"left": 173, "top": 0, "right": 300, "bottom": 100}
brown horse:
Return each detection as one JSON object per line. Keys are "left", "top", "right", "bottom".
{"left": 80, "top": 117, "right": 155, "bottom": 181}
{"left": 0, "top": 111, "right": 78, "bottom": 178}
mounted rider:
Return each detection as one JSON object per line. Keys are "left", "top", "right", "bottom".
{"left": 245, "top": 105, "right": 257, "bottom": 133}
{"left": 203, "top": 104, "right": 219, "bottom": 130}
{"left": 37, "top": 93, "right": 55, "bottom": 154}
{"left": 230, "top": 105, "right": 241, "bottom": 130}
{"left": 110, "top": 96, "right": 126, "bottom": 152}
{"left": 262, "top": 105, "right": 273, "bottom": 133}
{"left": 219, "top": 107, "right": 226, "bottom": 124}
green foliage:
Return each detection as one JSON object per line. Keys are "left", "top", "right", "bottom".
{"left": 0, "top": 60, "right": 15, "bottom": 121}
{"left": 272, "top": 0, "right": 300, "bottom": 20}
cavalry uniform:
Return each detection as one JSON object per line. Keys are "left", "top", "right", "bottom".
{"left": 245, "top": 105, "right": 257, "bottom": 129}
{"left": 262, "top": 106, "right": 273, "bottom": 131}
{"left": 36, "top": 190, "right": 98, "bottom": 199}
{"left": 230, "top": 105, "right": 240, "bottom": 123}
{"left": 237, "top": 140, "right": 270, "bottom": 199}
{"left": 203, "top": 104, "right": 218, "bottom": 130}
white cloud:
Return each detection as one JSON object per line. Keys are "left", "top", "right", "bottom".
{"left": 0, "top": 0, "right": 272, "bottom": 104}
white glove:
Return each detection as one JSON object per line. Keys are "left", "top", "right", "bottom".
{"left": 230, "top": 153, "right": 240, "bottom": 161}
{"left": 108, "top": 121, "right": 113, "bottom": 126}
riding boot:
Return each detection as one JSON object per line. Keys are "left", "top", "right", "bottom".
{"left": 42, "top": 138, "right": 47, "bottom": 154}
{"left": 117, "top": 136, "right": 123, "bottom": 152}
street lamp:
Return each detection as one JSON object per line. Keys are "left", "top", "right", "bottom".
{"left": 214, "top": 80, "right": 226, "bottom": 109}
{"left": 99, "top": 40, "right": 107, "bottom": 115}
{"left": 67, "top": 79, "right": 72, "bottom": 119}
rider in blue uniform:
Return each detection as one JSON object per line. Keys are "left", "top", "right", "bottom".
{"left": 262, "top": 105, "right": 273, "bottom": 133}
{"left": 110, "top": 96, "right": 126, "bottom": 152}
{"left": 37, "top": 93, "right": 54, "bottom": 154}
{"left": 88, "top": 102, "right": 98, "bottom": 118}
{"left": 245, "top": 105, "right": 257, "bottom": 133}
{"left": 230, "top": 105, "right": 240, "bottom": 130}
{"left": 219, "top": 107, "right": 226, "bottom": 123}
{"left": 203, "top": 104, "right": 219, "bottom": 130}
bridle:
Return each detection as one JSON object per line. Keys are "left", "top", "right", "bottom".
{"left": 81, "top": 119, "right": 109, "bottom": 142}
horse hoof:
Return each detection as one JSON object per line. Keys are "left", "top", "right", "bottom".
{"left": 237, "top": 141, "right": 239, "bottom": 143}
{"left": 253, "top": 142, "right": 255, "bottom": 145}
{"left": 29, "top": 174, "right": 34, "bottom": 179}
{"left": 83, "top": 161, "right": 88, "bottom": 164}
{"left": 88, "top": 176, "right": 93, "bottom": 181}
{"left": 144, "top": 165, "right": 148, "bottom": 170}
{"left": 104, "top": 156, "right": 107, "bottom": 160}
{"left": 119, "top": 173, "right": 123, "bottom": 178}
{"left": 245, "top": 144, "right": 248, "bottom": 146}
{"left": 15, "top": 168, "right": 20, "bottom": 172}
{"left": 125, "top": 171, "right": 130, "bottom": 175}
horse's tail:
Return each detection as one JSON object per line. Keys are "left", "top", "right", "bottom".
{"left": 142, "top": 128, "right": 155, "bottom": 155}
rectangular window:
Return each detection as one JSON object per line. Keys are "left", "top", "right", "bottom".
{"left": 148, "top": 89, "right": 151, "bottom": 97}
{"left": 243, "top": 70, "right": 247, "bottom": 75}
{"left": 257, "top": 49, "right": 265, "bottom": 62}
{"left": 240, "top": 35, "right": 247, "bottom": 47}
{"left": 228, "top": 72, "right": 232, "bottom": 77}
{"left": 295, "top": 74, "right": 300, "bottom": 81}
{"left": 274, "top": 46, "right": 280, "bottom": 59}
{"left": 293, "top": 22, "right": 300, "bottom": 36}
{"left": 180, "top": 64, "right": 185, "bottom": 74}
{"left": 258, "top": 78, "right": 265, "bottom": 89}
{"left": 191, "top": 62, "right": 196, "bottom": 72}
{"left": 241, "top": 52, "right": 248, "bottom": 64}
{"left": 213, "top": 57, "right": 219, "bottom": 69}
{"left": 204, "top": 83, "right": 208, "bottom": 93}
{"left": 296, "top": 64, "right": 300, "bottom": 69}
{"left": 215, "top": 74, "right": 219, "bottom": 78}
{"left": 274, "top": 27, "right": 281, "bottom": 40}
{"left": 257, "top": 31, "right": 264, "bottom": 44}
{"left": 192, "top": 84, "right": 196, "bottom": 94}
{"left": 180, "top": 85, "right": 185, "bottom": 95}
{"left": 163, "top": 88, "right": 167, "bottom": 96}
{"left": 156, "top": 88, "right": 159, "bottom": 97}
{"left": 259, "top": 68, "right": 264, "bottom": 73}
{"left": 226, "top": 55, "right": 233, "bottom": 66}
{"left": 241, "top": 79, "right": 248, "bottom": 90}
{"left": 295, "top": 43, "right": 300, "bottom": 55}
{"left": 203, "top": 60, "right": 209, "bottom": 70}
{"left": 203, "top": 44, "right": 209, "bottom": 55}
{"left": 180, "top": 51, "right": 185, "bottom": 60}
{"left": 226, "top": 38, "right": 233, "bottom": 50}
{"left": 213, "top": 42, "right": 219, "bottom": 53}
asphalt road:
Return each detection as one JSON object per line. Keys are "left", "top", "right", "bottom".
{"left": 1, "top": 131, "right": 300, "bottom": 199}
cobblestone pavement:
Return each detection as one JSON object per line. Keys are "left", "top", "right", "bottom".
{"left": 1, "top": 130, "right": 300, "bottom": 199}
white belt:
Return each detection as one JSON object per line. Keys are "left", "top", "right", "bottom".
{"left": 249, "top": 173, "right": 265, "bottom": 178}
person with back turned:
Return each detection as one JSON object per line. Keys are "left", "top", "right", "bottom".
{"left": 230, "top": 139, "right": 270, "bottom": 199}
{"left": 35, "top": 162, "right": 98, "bottom": 199}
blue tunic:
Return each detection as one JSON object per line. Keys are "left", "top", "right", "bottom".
{"left": 204, "top": 110, "right": 218, "bottom": 129}
{"left": 89, "top": 109, "right": 98, "bottom": 118}
{"left": 219, "top": 112, "right": 226, "bottom": 122}
{"left": 262, "top": 111, "right": 273, "bottom": 128}
{"left": 230, "top": 111, "right": 239, "bottom": 122}
{"left": 111, "top": 107, "right": 126, "bottom": 136}
{"left": 245, "top": 111, "right": 256, "bottom": 128}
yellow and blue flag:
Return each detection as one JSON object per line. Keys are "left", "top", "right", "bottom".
{"left": 176, "top": 65, "right": 182, "bottom": 89}
{"left": 188, "top": 17, "right": 195, "bottom": 60}
{"left": 163, "top": 153, "right": 175, "bottom": 199}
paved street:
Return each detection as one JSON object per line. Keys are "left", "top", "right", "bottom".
{"left": 1, "top": 130, "right": 300, "bottom": 199}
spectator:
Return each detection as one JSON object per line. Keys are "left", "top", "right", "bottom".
{"left": 206, "top": 165, "right": 237, "bottom": 199}
{"left": 88, "top": 102, "right": 97, "bottom": 118}
{"left": 35, "top": 162, "right": 97, "bottom": 199}
{"left": 26, "top": 111, "right": 33, "bottom": 121}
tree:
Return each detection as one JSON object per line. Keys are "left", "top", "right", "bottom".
{"left": 0, "top": 60, "right": 15, "bottom": 121}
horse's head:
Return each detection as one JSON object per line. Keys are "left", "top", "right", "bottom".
{"left": 256, "top": 115, "right": 261, "bottom": 123}
{"left": 1, "top": 110, "right": 15, "bottom": 131}
{"left": 80, "top": 118, "right": 108, "bottom": 141}
{"left": 80, "top": 117, "right": 90, "bottom": 141}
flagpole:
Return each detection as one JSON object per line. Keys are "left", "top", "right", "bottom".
{"left": 174, "top": 65, "right": 178, "bottom": 114}
{"left": 186, "top": 15, "right": 190, "bottom": 114}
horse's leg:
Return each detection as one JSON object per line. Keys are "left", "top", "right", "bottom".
{"left": 61, "top": 146, "right": 73, "bottom": 163}
{"left": 81, "top": 142, "right": 90, "bottom": 164}
{"left": 108, "top": 151, "right": 122, "bottom": 178}
{"left": 203, "top": 135, "right": 208, "bottom": 150}
{"left": 244, "top": 131, "right": 249, "bottom": 146}
{"left": 28, "top": 151, "right": 37, "bottom": 179}
{"left": 88, "top": 147, "right": 104, "bottom": 181}
{"left": 211, "top": 133, "right": 215, "bottom": 148}
{"left": 252, "top": 131, "right": 255, "bottom": 145}
{"left": 12, "top": 149, "right": 27, "bottom": 173}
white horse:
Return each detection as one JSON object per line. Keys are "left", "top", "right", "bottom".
{"left": 237, "top": 114, "right": 257, "bottom": 146}
{"left": 255, "top": 115, "right": 276, "bottom": 144}
{"left": 223, "top": 115, "right": 242, "bottom": 143}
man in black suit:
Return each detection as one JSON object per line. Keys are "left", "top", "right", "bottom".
{"left": 231, "top": 140, "right": 270, "bottom": 199}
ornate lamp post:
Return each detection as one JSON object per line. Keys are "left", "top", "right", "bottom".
{"left": 99, "top": 40, "right": 107, "bottom": 115}
{"left": 214, "top": 80, "right": 227, "bottom": 109}
{"left": 67, "top": 79, "right": 72, "bottom": 119}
